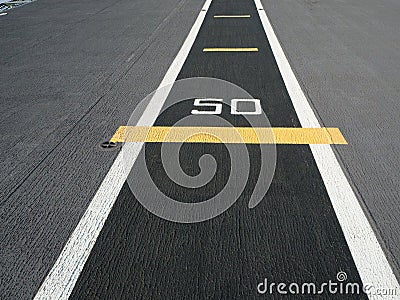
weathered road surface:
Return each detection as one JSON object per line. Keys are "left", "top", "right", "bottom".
{"left": 1, "top": 0, "right": 400, "bottom": 298}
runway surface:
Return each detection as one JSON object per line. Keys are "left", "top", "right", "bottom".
{"left": 1, "top": 0, "right": 400, "bottom": 299}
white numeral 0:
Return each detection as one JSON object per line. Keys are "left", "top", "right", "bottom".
{"left": 231, "top": 99, "right": 261, "bottom": 115}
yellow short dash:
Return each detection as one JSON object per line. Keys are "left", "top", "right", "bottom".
{"left": 110, "top": 126, "right": 347, "bottom": 145}
{"left": 213, "top": 15, "right": 251, "bottom": 18}
{"left": 203, "top": 48, "right": 258, "bottom": 52}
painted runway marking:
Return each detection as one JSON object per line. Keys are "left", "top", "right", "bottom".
{"left": 190, "top": 98, "right": 263, "bottom": 115}
{"left": 35, "top": 0, "right": 400, "bottom": 298}
{"left": 213, "top": 15, "right": 250, "bottom": 18}
{"left": 254, "top": 0, "right": 400, "bottom": 297}
{"left": 33, "top": 0, "right": 213, "bottom": 299}
{"left": 110, "top": 126, "right": 347, "bottom": 145}
{"left": 203, "top": 47, "right": 258, "bottom": 52}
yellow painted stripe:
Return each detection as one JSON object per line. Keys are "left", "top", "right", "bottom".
{"left": 110, "top": 126, "right": 347, "bottom": 145}
{"left": 203, "top": 48, "right": 258, "bottom": 52}
{"left": 214, "top": 15, "right": 251, "bottom": 18}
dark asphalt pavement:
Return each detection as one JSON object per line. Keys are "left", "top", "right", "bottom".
{"left": 1, "top": 0, "right": 399, "bottom": 299}
{"left": 0, "top": 0, "right": 203, "bottom": 298}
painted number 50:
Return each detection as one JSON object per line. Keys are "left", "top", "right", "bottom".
{"left": 191, "top": 98, "right": 262, "bottom": 115}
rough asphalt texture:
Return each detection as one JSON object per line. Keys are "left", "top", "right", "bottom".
{"left": 0, "top": 0, "right": 399, "bottom": 298}
{"left": 0, "top": 0, "right": 203, "bottom": 298}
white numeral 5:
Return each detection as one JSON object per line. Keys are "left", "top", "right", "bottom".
{"left": 191, "top": 98, "right": 223, "bottom": 115}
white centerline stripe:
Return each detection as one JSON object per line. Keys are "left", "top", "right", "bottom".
{"left": 33, "top": 0, "right": 212, "bottom": 298}
{"left": 254, "top": 0, "right": 400, "bottom": 298}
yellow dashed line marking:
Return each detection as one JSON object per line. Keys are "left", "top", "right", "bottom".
{"left": 110, "top": 126, "right": 347, "bottom": 144}
{"left": 203, "top": 48, "right": 258, "bottom": 52}
{"left": 213, "top": 15, "right": 251, "bottom": 18}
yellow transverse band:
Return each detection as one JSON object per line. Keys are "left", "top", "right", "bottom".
{"left": 110, "top": 126, "right": 347, "bottom": 145}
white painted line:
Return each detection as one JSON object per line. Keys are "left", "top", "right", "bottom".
{"left": 254, "top": 0, "right": 400, "bottom": 298}
{"left": 0, "top": 12, "right": 8, "bottom": 16}
{"left": 33, "top": 0, "right": 212, "bottom": 299}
